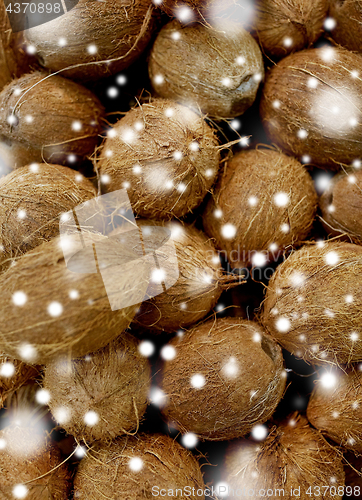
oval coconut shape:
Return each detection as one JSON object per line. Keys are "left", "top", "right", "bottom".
{"left": 149, "top": 20, "right": 264, "bottom": 118}
{"left": 254, "top": 0, "right": 328, "bottom": 58}
{"left": 0, "top": 426, "right": 72, "bottom": 499}
{"left": 329, "top": 1, "right": 362, "bottom": 53}
{"left": 260, "top": 47, "right": 362, "bottom": 169}
{"left": 74, "top": 433, "right": 205, "bottom": 499}
{"left": 44, "top": 333, "right": 151, "bottom": 442}
{"left": 307, "top": 369, "right": 362, "bottom": 452}
{"left": 98, "top": 99, "right": 220, "bottom": 219}
{"left": 0, "top": 353, "right": 39, "bottom": 407}
{"left": 0, "top": 163, "right": 96, "bottom": 265}
{"left": 161, "top": 317, "right": 286, "bottom": 440}
{"left": 0, "top": 71, "right": 104, "bottom": 164}
{"left": 24, "top": 0, "right": 157, "bottom": 82}
{"left": 224, "top": 414, "right": 345, "bottom": 500}
{"left": 0, "top": 236, "right": 142, "bottom": 364}
{"left": 203, "top": 148, "right": 317, "bottom": 268}
{"left": 320, "top": 170, "right": 362, "bottom": 242}
{"left": 0, "top": 137, "right": 42, "bottom": 173}
{"left": 261, "top": 241, "right": 362, "bottom": 365}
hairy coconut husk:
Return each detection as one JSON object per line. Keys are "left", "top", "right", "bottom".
{"left": 0, "top": 426, "right": 72, "bottom": 499}
{"left": 254, "top": 0, "right": 328, "bottom": 58}
{"left": 161, "top": 317, "right": 286, "bottom": 440}
{"left": 23, "top": 0, "right": 157, "bottom": 82}
{"left": 112, "top": 220, "right": 237, "bottom": 334}
{"left": 261, "top": 241, "right": 362, "bottom": 366}
{"left": 203, "top": 148, "right": 317, "bottom": 268}
{"left": 329, "top": 1, "right": 362, "bottom": 53}
{"left": 0, "top": 163, "right": 96, "bottom": 265}
{"left": 307, "top": 369, "right": 362, "bottom": 452}
{"left": 98, "top": 99, "right": 220, "bottom": 219}
{"left": 0, "top": 353, "right": 39, "bottom": 407}
{"left": 149, "top": 20, "right": 264, "bottom": 118}
{"left": 260, "top": 47, "right": 362, "bottom": 169}
{"left": 0, "top": 136, "right": 42, "bottom": 174}
{"left": 44, "top": 332, "right": 151, "bottom": 442}
{"left": 0, "top": 3, "right": 18, "bottom": 91}
{"left": 0, "top": 71, "right": 105, "bottom": 164}
{"left": 320, "top": 170, "right": 362, "bottom": 242}
{"left": 224, "top": 414, "right": 345, "bottom": 500}
{"left": 73, "top": 433, "right": 205, "bottom": 499}
{"left": 343, "top": 452, "right": 362, "bottom": 491}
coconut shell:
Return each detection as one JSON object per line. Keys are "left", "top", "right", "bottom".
{"left": 148, "top": 20, "right": 264, "bottom": 118}
{"left": 44, "top": 333, "right": 151, "bottom": 442}
{"left": 307, "top": 369, "right": 362, "bottom": 452}
{"left": 329, "top": 1, "right": 362, "bottom": 53}
{"left": 0, "top": 71, "right": 105, "bottom": 164}
{"left": 319, "top": 170, "right": 362, "bottom": 242}
{"left": 73, "top": 433, "right": 205, "bottom": 499}
{"left": 203, "top": 148, "right": 317, "bottom": 268}
{"left": 261, "top": 241, "right": 362, "bottom": 366}
{"left": 260, "top": 47, "right": 362, "bottom": 169}
{"left": 0, "top": 136, "right": 42, "bottom": 174}
{"left": 0, "top": 163, "right": 96, "bottom": 265}
{"left": 23, "top": 0, "right": 157, "bottom": 82}
{"left": 0, "top": 353, "right": 39, "bottom": 407}
{"left": 161, "top": 317, "right": 286, "bottom": 440}
{"left": 0, "top": 426, "right": 72, "bottom": 499}
{"left": 255, "top": 0, "right": 328, "bottom": 58}
{"left": 98, "top": 99, "right": 220, "bottom": 219}
{"left": 224, "top": 414, "right": 345, "bottom": 500}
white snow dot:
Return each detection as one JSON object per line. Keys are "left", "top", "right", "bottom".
{"left": 75, "top": 446, "right": 86, "bottom": 459}
{"left": 36, "top": 389, "right": 51, "bottom": 405}
{"left": 181, "top": 433, "right": 198, "bottom": 448}
{"left": 253, "top": 72, "right": 262, "bottom": 83}
{"left": 177, "top": 183, "right": 187, "bottom": 193}
{"left": 53, "top": 406, "right": 71, "bottom": 424}
{"left": 12, "top": 291, "right": 27, "bottom": 306}
{"left": 320, "top": 373, "right": 337, "bottom": 389}
{"left": 248, "top": 196, "right": 258, "bottom": 206}
{"left": 101, "top": 174, "right": 111, "bottom": 184}
{"left": 58, "top": 37, "right": 67, "bottom": 47}
{"left": 301, "top": 155, "right": 311, "bottom": 164}
{"left": 13, "top": 484, "right": 28, "bottom": 499}
{"left": 324, "top": 17, "right": 337, "bottom": 30}
{"left": 205, "top": 168, "right": 214, "bottom": 178}
{"left": 307, "top": 77, "right": 319, "bottom": 89}
{"left": 297, "top": 129, "right": 308, "bottom": 139}
{"left": 239, "top": 136, "right": 249, "bottom": 147}
{"left": 269, "top": 243, "right": 278, "bottom": 252}
{"left": 315, "top": 174, "right": 331, "bottom": 192}
{"left": 18, "top": 343, "right": 36, "bottom": 362}
{"left": 221, "top": 224, "right": 236, "bottom": 239}
{"left": 236, "top": 56, "right": 246, "bottom": 65}
{"left": 253, "top": 333, "right": 262, "bottom": 342}
{"left": 138, "top": 340, "right": 155, "bottom": 357}
{"left": 116, "top": 74, "right": 127, "bottom": 85}
{"left": 133, "top": 164, "right": 142, "bottom": 174}
{"left": 0, "top": 362, "right": 15, "bottom": 377}
{"left": 154, "top": 74, "right": 164, "bottom": 85}
{"left": 129, "top": 457, "right": 143, "bottom": 472}
{"left": 252, "top": 252, "right": 267, "bottom": 267}
{"left": 352, "top": 401, "right": 359, "bottom": 410}
{"left": 214, "top": 209, "right": 223, "bottom": 218}
{"left": 174, "top": 151, "right": 183, "bottom": 161}
{"left": 87, "top": 44, "right": 97, "bottom": 55}
{"left": 276, "top": 317, "right": 291, "bottom": 333}
{"left": 189, "top": 141, "right": 199, "bottom": 152}
{"left": 69, "top": 290, "right": 79, "bottom": 300}
{"left": 351, "top": 332, "right": 359, "bottom": 342}
{"left": 349, "top": 117, "right": 358, "bottom": 127}
{"left": 134, "top": 121, "right": 144, "bottom": 132}
{"left": 325, "top": 251, "right": 339, "bottom": 266}
{"left": 151, "top": 268, "right": 165, "bottom": 283}
{"left": 273, "top": 100, "right": 281, "bottom": 109}
{"left": 122, "top": 181, "right": 130, "bottom": 189}
{"left": 161, "top": 345, "right": 176, "bottom": 361}
{"left": 26, "top": 44, "right": 37, "bottom": 55}
{"left": 332, "top": 411, "right": 339, "bottom": 418}
{"left": 345, "top": 295, "right": 353, "bottom": 303}
{"left": 47, "top": 301, "right": 63, "bottom": 317}
{"left": 24, "top": 115, "right": 33, "bottom": 124}
{"left": 84, "top": 411, "right": 99, "bottom": 426}
{"left": 348, "top": 174, "right": 357, "bottom": 183}
{"left": 71, "top": 121, "right": 82, "bottom": 132}
{"left": 165, "top": 107, "right": 174, "bottom": 117}
{"left": 107, "top": 87, "right": 119, "bottom": 98}
{"left": 149, "top": 387, "right": 166, "bottom": 407}
{"left": 274, "top": 192, "right": 289, "bottom": 207}
{"left": 190, "top": 374, "right": 205, "bottom": 389}
{"left": 320, "top": 47, "right": 335, "bottom": 62}
{"left": 222, "top": 77, "right": 232, "bottom": 87}
{"left": 171, "top": 31, "right": 181, "bottom": 40}
{"left": 0, "top": 438, "right": 6, "bottom": 449}
{"left": 283, "top": 37, "right": 293, "bottom": 47}
{"left": 29, "top": 163, "right": 39, "bottom": 173}
{"left": 230, "top": 119, "right": 241, "bottom": 130}
{"left": 68, "top": 154, "right": 76, "bottom": 163}
{"left": 176, "top": 5, "right": 193, "bottom": 21}
{"left": 17, "top": 209, "right": 26, "bottom": 220}
{"left": 251, "top": 424, "right": 268, "bottom": 441}
{"left": 351, "top": 70, "right": 359, "bottom": 79}
{"left": 7, "top": 114, "right": 18, "bottom": 125}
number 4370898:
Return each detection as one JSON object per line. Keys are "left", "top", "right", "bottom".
{"left": 6, "top": 3, "right": 62, "bottom": 13}
{"left": 306, "top": 485, "right": 360, "bottom": 496}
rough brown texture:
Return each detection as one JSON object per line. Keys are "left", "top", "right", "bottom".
{"left": 161, "top": 317, "right": 286, "bottom": 440}
{"left": 329, "top": 0, "right": 362, "bottom": 53}
{"left": 260, "top": 47, "right": 362, "bottom": 169}
{"left": 224, "top": 414, "right": 345, "bottom": 500}
{"left": 98, "top": 99, "right": 220, "bottom": 219}
{"left": 73, "top": 433, "right": 205, "bottom": 499}
{"left": 261, "top": 241, "right": 362, "bottom": 366}
{"left": 0, "top": 71, "right": 105, "bottom": 164}
{"left": 149, "top": 20, "right": 264, "bottom": 118}
{"left": 307, "top": 369, "right": 362, "bottom": 452}
{"left": 255, "top": 0, "right": 328, "bottom": 58}
{"left": 44, "top": 333, "right": 151, "bottom": 442}
{"left": 0, "top": 353, "right": 39, "bottom": 407}
{"left": 203, "top": 148, "right": 317, "bottom": 268}
{"left": 0, "top": 2, "right": 18, "bottom": 91}
{"left": 0, "top": 163, "right": 96, "bottom": 265}
{"left": 24, "top": 0, "right": 158, "bottom": 82}
{"left": 0, "top": 137, "right": 42, "bottom": 173}
{"left": 319, "top": 170, "right": 362, "bottom": 242}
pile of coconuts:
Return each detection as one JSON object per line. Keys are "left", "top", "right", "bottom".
{"left": 2, "top": 0, "right": 362, "bottom": 498}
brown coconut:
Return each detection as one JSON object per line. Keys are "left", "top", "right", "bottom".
{"left": 98, "top": 99, "right": 220, "bottom": 219}
{"left": 44, "top": 333, "right": 151, "bottom": 442}
{"left": 0, "top": 426, "right": 72, "bottom": 499}
{"left": 0, "top": 353, "right": 39, "bottom": 407}
{"left": 307, "top": 369, "right": 362, "bottom": 452}
{"left": 0, "top": 71, "right": 105, "bottom": 164}
{"left": 73, "top": 433, "right": 205, "bottom": 499}
{"left": 260, "top": 47, "right": 362, "bottom": 169}
{"left": 224, "top": 414, "right": 345, "bottom": 500}
{"left": 254, "top": 0, "right": 328, "bottom": 58}
{"left": 161, "top": 317, "right": 286, "bottom": 440}
{"left": 23, "top": 0, "right": 157, "bottom": 82}
{"left": 203, "top": 147, "right": 317, "bottom": 268}
{"left": 0, "top": 136, "right": 42, "bottom": 173}
{"left": 0, "top": 163, "right": 96, "bottom": 265}
{"left": 149, "top": 20, "right": 264, "bottom": 118}
{"left": 261, "top": 241, "right": 362, "bottom": 366}
{"left": 319, "top": 170, "right": 362, "bottom": 242}
{"left": 112, "top": 220, "right": 237, "bottom": 334}
{"left": 329, "top": 1, "right": 362, "bottom": 53}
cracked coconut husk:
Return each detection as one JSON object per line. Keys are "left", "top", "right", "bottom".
{"left": 329, "top": 0, "right": 362, "bottom": 54}
{"left": 161, "top": 317, "right": 286, "bottom": 440}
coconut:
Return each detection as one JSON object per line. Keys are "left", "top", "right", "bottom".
{"left": 160, "top": 317, "right": 286, "bottom": 440}
{"left": 0, "top": 71, "right": 105, "bottom": 164}
{"left": 0, "top": 136, "right": 42, "bottom": 174}
{"left": 261, "top": 241, "right": 362, "bottom": 366}
{"left": 329, "top": 1, "right": 362, "bottom": 53}
{"left": 73, "top": 433, "right": 205, "bottom": 499}
{"left": 148, "top": 20, "right": 264, "bottom": 118}
{"left": 0, "top": 163, "right": 96, "bottom": 265}
{"left": 23, "top": 0, "right": 157, "bottom": 82}
{"left": 0, "top": 2, "right": 18, "bottom": 91}
{"left": 254, "top": 0, "right": 328, "bottom": 58}
{"left": 319, "top": 170, "right": 362, "bottom": 242}
{"left": 0, "top": 353, "right": 39, "bottom": 407}
{"left": 44, "top": 332, "right": 151, "bottom": 442}
{"left": 98, "top": 99, "right": 220, "bottom": 219}
{"left": 224, "top": 414, "right": 345, "bottom": 500}
{"left": 203, "top": 147, "right": 317, "bottom": 268}
{"left": 307, "top": 369, "right": 362, "bottom": 452}
{"left": 260, "top": 47, "right": 362, "bottom": 169}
